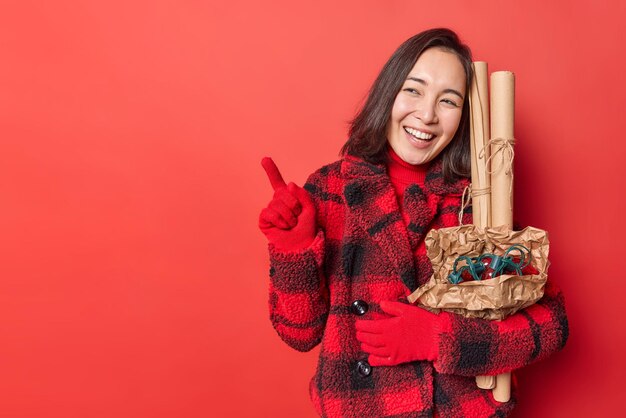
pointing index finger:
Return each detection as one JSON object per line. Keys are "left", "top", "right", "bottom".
{"left": 261, "top": 157, "right": 287, "bottom": 190}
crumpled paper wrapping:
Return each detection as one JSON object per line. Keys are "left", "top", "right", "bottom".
{"left": 407, "top": 224, "right": 549, "bottom": 320}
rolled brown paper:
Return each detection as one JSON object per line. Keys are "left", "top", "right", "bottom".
{"left": 490, "top": 71, "right": 515, "bottom": 229}
{"left": 469, "top": 61, "right": 491, "bottom": 230}
{"left": 488, "top": 70, "right": 515, "bottom": 403}
{"left": 476, "top": 375, "right": 496, "bottom": 390}
{"left": 494, "top": 372, "right": 512, "bottom": 402}
{"left": 470, "top": 61, "right": 495, "bottom": 391}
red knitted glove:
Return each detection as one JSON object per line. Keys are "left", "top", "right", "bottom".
{"left": 259, "top": 157, "right": 316, "bottom": 252}
{"left": 355, "top": 300, "right": 442, "bottom": 366}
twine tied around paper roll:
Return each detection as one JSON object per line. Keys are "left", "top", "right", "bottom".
{"left": 480, "top": 137, "right": 516, "bottom": 175}
{"left": 458, "top": 184, "right": 491, "bottom": 225}
{"left": 459, "top": 185, "right": 471, "bottom": 225}
{"left": 480, "top": 137, "right": 515, "bottom": 197}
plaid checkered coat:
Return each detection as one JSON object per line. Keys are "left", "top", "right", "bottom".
{"left": 268, "top": 156, "right": 568, "bottom": 417}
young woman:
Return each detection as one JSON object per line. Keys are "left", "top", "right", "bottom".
{"left": 259, "top": 28, "right": 568, "bottom": 417}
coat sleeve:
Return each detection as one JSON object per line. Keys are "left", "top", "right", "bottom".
{"left": 434, "top": 279, "right": 569, "bottom": 376}
{"left": 267, "top": 169, "right": 331, "bottom": 352}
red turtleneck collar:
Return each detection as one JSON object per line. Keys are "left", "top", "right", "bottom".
{"left": 386, "top": 146, "right": 429, "bottom": 195}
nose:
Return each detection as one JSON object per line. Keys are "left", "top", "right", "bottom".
{"left": 414, "top": 99, "right": 438, "bottom": 124}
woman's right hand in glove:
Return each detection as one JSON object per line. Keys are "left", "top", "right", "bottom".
{"left": 259, "top": 157, "right": 317, "bottom": 252}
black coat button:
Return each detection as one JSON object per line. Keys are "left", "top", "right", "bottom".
{"left": 351, "top": 300, "right": 369, "bottom": 316}
{"left": 356, "top": 360, "right": 372, "bottom": 377}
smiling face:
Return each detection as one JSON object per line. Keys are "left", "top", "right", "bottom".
{"left": 386, "top": 47, "right": 467, "bottom": 166}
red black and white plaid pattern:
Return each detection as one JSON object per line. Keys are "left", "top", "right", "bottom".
{"left": 267, "top": 156, "right": 568, "bottom": 417}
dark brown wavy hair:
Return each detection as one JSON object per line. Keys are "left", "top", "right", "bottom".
{"left": 341, "top": 28, "right": 473, "bottom": 182}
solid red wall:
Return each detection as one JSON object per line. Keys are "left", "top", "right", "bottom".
{"left": 1, "top": 1, "right": 624, "bottom": 417}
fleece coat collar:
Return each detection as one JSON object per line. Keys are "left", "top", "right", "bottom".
{"left": 340, "top": 155, "right": 468, "bottom": 292}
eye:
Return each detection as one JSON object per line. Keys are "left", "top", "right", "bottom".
{"left": 403, "top": 88, "right": 421, "bottom": 96}
{"left": 441, "top": 98, "right": 460, "bottom": 107}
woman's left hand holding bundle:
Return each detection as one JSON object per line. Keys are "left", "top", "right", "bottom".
{"left": 355, "top": 301, "right": 444, "bottom": 366}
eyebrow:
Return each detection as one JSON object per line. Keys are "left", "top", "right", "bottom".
{"left": 406, "top": 77, "right": 465, "bottom": 100}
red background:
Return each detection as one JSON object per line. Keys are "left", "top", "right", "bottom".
{"left": 1, "top": 1, "right": 624, "bottom": 417}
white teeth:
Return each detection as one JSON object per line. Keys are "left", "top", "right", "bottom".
{"left": 405, "top": 127, "right": 434, "bottom": 140}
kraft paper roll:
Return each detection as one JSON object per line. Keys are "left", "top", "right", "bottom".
{"left": 471, "top": 61, "right": 495, "bottom": 391}
{"left": 489, "top": 71, "right": 515, "bottom": 229}
{"left": 494, "top": 372, "right": 512, "bottom": 402}
{"left": 469, "top": 62, "right": 491, "bottom": 230}
{"left": 476, "top": 375, "right": 496, "bottom": 390}
{"left": 488, "top": 70, "right": 515, "bottom": 403}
